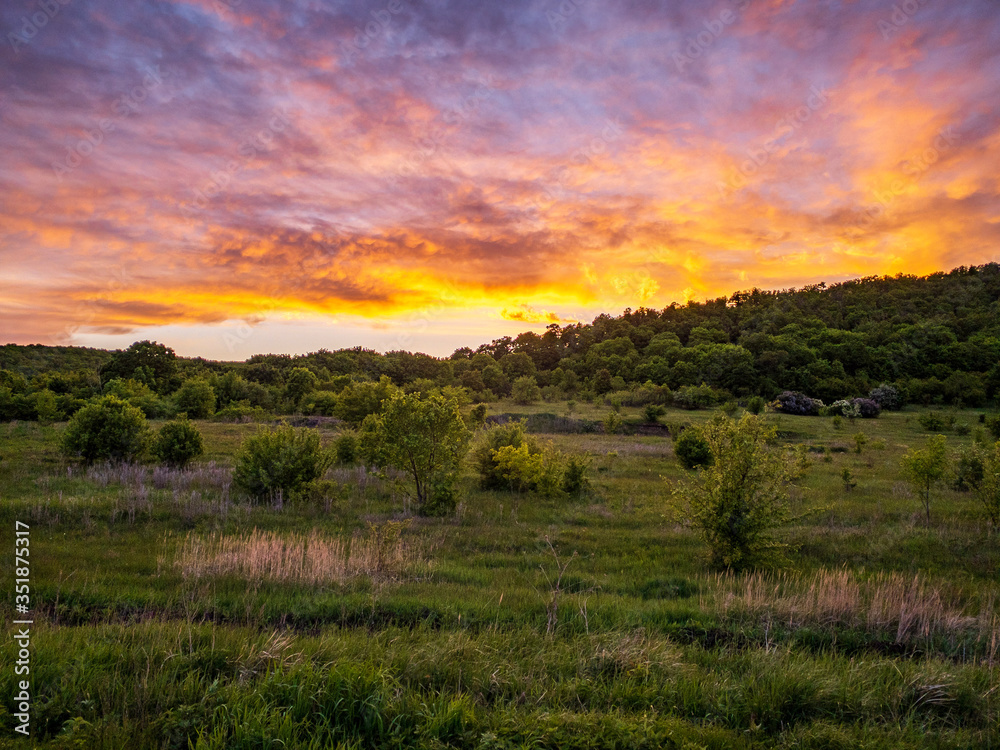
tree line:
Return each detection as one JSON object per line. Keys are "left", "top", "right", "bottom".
{"left": 2, "top": 263, "right": 999, "bottom": 422}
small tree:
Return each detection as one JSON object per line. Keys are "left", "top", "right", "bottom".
{"left": 972, "top": 441, "right": 1000, "bottom": 531}
{"left": 511, "top": 376, "right": 541, "bottom": 405}
{"left": 901, "top": 434, "right": 949, "bottom": 527}
{"left": 668, "top": 413, "right": 792, "bottom": 570}
{"left": 152, "top": 420, "right": 204, "bottom": 468}
{"left": 61, "top": 396, "right": 151, "bottom": 464}
{"left": 358, "top": 392, "right": 470, "bottom": 516}
{"left": 233, "top": 425, "right": 332, "bottom": 503}
{"left": 175, "top": 379, "right": 216, "bottom": 419}
{"left": 285, "top": 366, "right": 318, "bottom": 408}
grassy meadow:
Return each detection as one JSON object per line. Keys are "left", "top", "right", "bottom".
{"left": 1, "top": 402, "right": 998, "bottom": 749}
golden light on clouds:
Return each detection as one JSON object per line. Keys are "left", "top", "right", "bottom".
{"left": 0, "top": 0, "right": 998, "bottom": 356}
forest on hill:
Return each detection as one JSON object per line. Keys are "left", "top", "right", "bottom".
{"left": 2, "top": 263, "right": 999, "bottom": 422}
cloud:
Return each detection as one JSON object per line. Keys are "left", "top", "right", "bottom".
{"left": 1, "top": 0, "right": 999, "bottom": 352}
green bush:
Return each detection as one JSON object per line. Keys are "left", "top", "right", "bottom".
{"left": 673, "top": 384, "right": 724, "bottom": 410}
{"left": 334, "top": 432, "right": 358, "bottom": 464}
{"left": 511, "top": 376, "right": 541, "bottom": 405}
{"left": 746, "top": 395, "right": 766, "bottom": 415}
{"left": 561, "top": 455, "right": 590, "bottom": 496}
{"left": 233, "top": 425, "right": 333, "bottom": 503}
{"left": 643, "top": 404, "right": 665, "bottom": 423}
{"left": 674, "top": 427, "right": 712, "bottom": 470}
{"left": 471, "top": 420, "right": 534, "bottom": 489}
{"left": 468, "top": 403, "right": 488, "bottom": 428}
{"left": 985, "top": 414, "right": 1000, "bottom": 440}
{"left": 61, "top": 396, "right": 151, "bottom": 464}
{"left": 174, "top": 379, "right": 216, "bottom": 419}
{"left": 603, "top": 410, "right": 623, "bottom": 435}
{"left": 471, "top": 419, "right": 587, "bottom": 498}
{"left": 334, "top": 376, "right": 399, "bottom": 427}
{"left": 212, "top": 400, "right": 268, "bottom": 422}
{"left": 152, "top": 420, "right": 204, "bottom": 468}
{"left": 918, "top": 411, "right": 953, "bottom": 432}
{"left": 669, "top": 413, "right": 792, "bottom": 570}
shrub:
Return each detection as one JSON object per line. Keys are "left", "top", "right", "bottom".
{"left": 471, "top": 420, "right": 533, "bottom": 489}
{"left": 868, "top": 383, "right": 902, "bottom": 410}
{"left": 603, "top": 410, "right": 623, "bottom": 435}
{"left": 827, "top": 399, "right": 859, "bottom": 419}
{"left": 491, "top": 443, "right": 561, "bottom": 496}
{"left": 212, "top": 400, "right": 268, "bottom": 422}
{"left": 852, "top": 398, "right": 881, "bottom": 419}
{"left": 901, "top": 434, "right": 950, "bottom": 527}
{"left": 233, "top": 426, "right": 333, "bottom": 503}
{"left": 831, "top": 415, "right": 843, "bottom": 430}
{"left": 669, "top": 413, "right": 792, "bottom": 570}
{"left": 674, "top": 383, "right": 722, "bottom": 410}
{"left": 334, "top": 432, "right": 358, "bottom": 464}
{"left": 919, "top": 411, "right": 953, "bottom": 432}
{"left": 511, "top": 376, "right": 542, "bottom": 405}
{"left": 152, "top": 420, "right": 204, "bottom": 468}
{"left": 334, "top": 376, "right": 398, "bottom": 427}
{"left": 674, "top": 426, "right": 712, "bottom": 470}
{"left": 358, "top": 393, "right": 469, "bottom": 516}
{"left": 61, "top": 395, "right": 151, "bottom": 464}
{"left": 853, "top": 432, "right": 867, "bottom": 454}
{"left": 175, "top": 379, "right": 216, "bottom": 419}
{"left": 973, "top": 441, "right": 1000, "bottom": 529}
{"left": 468, "top": 403, "right": 488, "bottom": 428}
{"left": 952, "top": 446, "right": 984, "bottom": 492}
{"left": 746, "top": 396, "right": 766, "bottom": 415}
{"left": 304, "top": 390, "right": 340, "bottom": 417}
{"left": 471, "top": 419, "right": 586, "bottom": 498}
{"left": 643, "top": 404, "right": 665, "bottom": 423}
{"left": 773, "top": 391, "right": 823, "bottom": 416}
{"left": 985, "top": 414, "right": 1000, "bottom": 440}
{"left": 561, "top": 456, "right": 590, "bottom": 496}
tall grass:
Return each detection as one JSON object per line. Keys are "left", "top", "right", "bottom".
{"left": 173, "top": 523, "right": 422, "bottom": 585}
{"left": 715, "top": 567, "right": 999, "bottom": 660}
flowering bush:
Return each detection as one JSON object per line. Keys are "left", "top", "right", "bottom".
{"left": 868, "top": 383, "right": 902, "bottom": 411}
{"left": 773, "top": 391, "right": 823, "bottom": 416}
{"left": 852, "top": 398, "right": 882, "bottom": 419}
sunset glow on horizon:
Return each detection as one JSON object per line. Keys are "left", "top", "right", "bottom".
{"left": 2, "top": 0, "right": 999, "bottom": 358}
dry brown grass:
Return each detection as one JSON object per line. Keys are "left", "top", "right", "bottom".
{"left": 173, "top": 521, "right": 422, "bottom": 585}
{"left": 713, "top": 568, "right": 999, "bottom": 657}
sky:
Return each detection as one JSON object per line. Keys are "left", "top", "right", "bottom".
{"left": 1, "top": 0, "right": 999, "bottom": 359}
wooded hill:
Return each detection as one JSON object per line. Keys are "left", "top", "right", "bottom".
{"left": 2, "top": 263, "right": 999, "bottom": 420}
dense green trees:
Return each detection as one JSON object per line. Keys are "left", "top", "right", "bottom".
{"left": 2, "top": 265, "right": 1000, "bottom": 423}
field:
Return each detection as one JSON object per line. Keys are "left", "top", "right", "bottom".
{"left": 1, "top": 402, "right": 998, "bottom": 749}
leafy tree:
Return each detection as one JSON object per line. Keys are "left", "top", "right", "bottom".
{"left": 334, "top": 376, "right": 398, "bottom": 427}
{"left": 99, "top": 341, "right": 178, "bottom": 394}
{"left": 175, "top": 379, "right": 216, "bottom": 419}
{"left": 61, "top": 396, "right": 151, "bottom": 464}
{"left": 973, "top": 441, "right": 1000, "bottom": 530}
{"left": 901, "top": 435, "right": 950, "bottom": 527}
{"left": 359, "top": 392, "right": 470, "bottom": 516}
{"left": 233, "top": 426, "right": 332, "bottom": 503}
{"left": 511, "top": 376, "right": 541, "bottom": 405}
{"left": 669, "top": 413, "right": 792, "bottom": 570}
{"left": 152, "top": 420, "right": 204, "bottom": 468}
{"left": 499, "top": 352, "right": 536, "bottom": 380}
{"left": 285, "top": 366, "right": 318, "bottom": 407}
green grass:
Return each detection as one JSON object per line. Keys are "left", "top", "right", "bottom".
{"left": 0, "top": 405, "right": 997, "bottom": 748}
